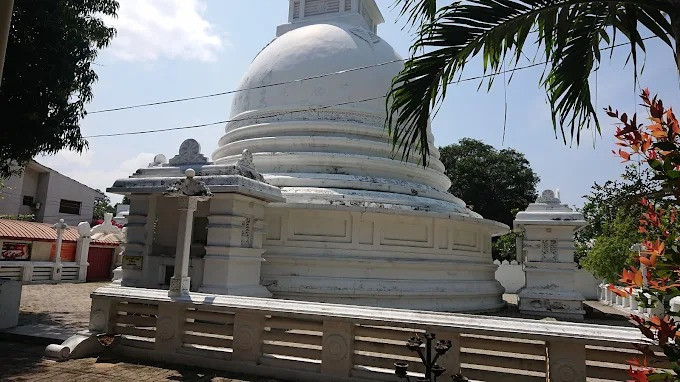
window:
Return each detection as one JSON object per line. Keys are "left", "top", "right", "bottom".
{"left": 59, "top": 199, "right": 81, "bottom": 215}
{"left": 22, "top": 195, "right": 34, "bottom": 206}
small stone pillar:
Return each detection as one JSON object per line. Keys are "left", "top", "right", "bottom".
{"left": 51, "top": 219, "right": 69, "bottom": 282}
{"left": 75, "top": 222, "right": 92, "bottom": 282}
{"left": 164, "top": 169, "right": 213, "bottom": 297}
{"left": 515, "top": 190, "right": 587, "bottom": 320}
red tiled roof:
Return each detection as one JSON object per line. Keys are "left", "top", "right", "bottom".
{"left": 0, "top": 219, "right": 120, "bottom": 245}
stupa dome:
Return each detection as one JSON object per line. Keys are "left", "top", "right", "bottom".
{"left": 213, "top": 20, "right": 480, "bottom": 217}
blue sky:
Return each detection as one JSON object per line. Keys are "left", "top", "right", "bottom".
{"left": 38, "top": 0, "right": 680, "bottom": 208}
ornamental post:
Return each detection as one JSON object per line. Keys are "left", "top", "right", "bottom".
{"left": 164, "top": 168, "right": 212, "bottom": 297}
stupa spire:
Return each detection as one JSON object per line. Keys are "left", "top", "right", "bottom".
{"left": 277, "top": 0, "right": 383, "bottom": 36}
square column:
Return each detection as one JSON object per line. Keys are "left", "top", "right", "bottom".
{"left": 120, "top": 194, "right": 154, "bottom": 287}
{"left": 516, "top": 190, "right": 587, "bottom": 320}
{"left": 199, "top": 194, "right": 272, "bottom": 297}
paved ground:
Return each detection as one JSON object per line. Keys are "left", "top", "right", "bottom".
{"left": 8, "top": 282, "right": 109, "bottom": 340}
{"left": 0, "top": 340, "right": 281, "bottom": 382}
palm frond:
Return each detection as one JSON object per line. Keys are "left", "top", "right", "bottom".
{"left": 387, "top": 0, "right": 676, "bottom": 166}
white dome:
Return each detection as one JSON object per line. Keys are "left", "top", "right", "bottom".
{"left": 230, "top": 23, "right": 401, "bottom": 117}
{"left": 213, "top": 22, "right": 476, "bottom": 216}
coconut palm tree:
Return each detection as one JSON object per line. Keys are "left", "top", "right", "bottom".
{"left": 387, "top": 0, "right": 679, "bottom": 166}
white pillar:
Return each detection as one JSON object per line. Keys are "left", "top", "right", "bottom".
{"left": 168, "top": 197, "right": 198, "bottom": 297}
{"left": 51, "top": 219, "right": 68, "bottom": 282}
{"left": 75, "top": 237, "right": 91, "bottom": 282}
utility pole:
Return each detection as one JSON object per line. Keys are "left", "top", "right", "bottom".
{"left": 0, "top": 0, "right": 14, "bottom": 87}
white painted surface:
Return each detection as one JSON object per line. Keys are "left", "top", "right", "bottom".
{"left": 494, "top": 260, "right": 601, "bottom": 299}
{"left": 48, "top": 285, "right": 651, "bottom": 381}
{"left": 515, "top": 190, "right": 588, "bottom": 318}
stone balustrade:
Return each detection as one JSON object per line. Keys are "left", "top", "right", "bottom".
{"left": 71, "top": 285, "right": 667, "bottom": 382}
{"left": 598, "top": 283, "right": 664, "bottom": 318}
{"left": 0, "top": 261, "right": 83, "bottom": 283}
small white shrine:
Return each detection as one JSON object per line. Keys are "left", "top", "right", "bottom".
{"left": 515, "top": 190, "right": 587, "bottom": 319}
{"left": 106, "top": 0, "right": 508, "bottom": 312}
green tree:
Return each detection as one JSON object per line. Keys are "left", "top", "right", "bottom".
{"left": 387, "top": 0, "right": 679, "bottom": 164}
{"left": 93, "top": 192, "right": 115, "bottom": 221}
{"left": 440, "top": 138, "right": 539, "bottom": 226}
{"left": 576, "top": 165, "right": 659, "bottom": 281}
{"left": 0, "top": 0, "right": 118, "bottom": 178}
{"left": 439, "top": 138, "right": 539, "bottom": 261}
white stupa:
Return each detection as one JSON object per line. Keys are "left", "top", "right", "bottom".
{"left": 210, "top": 0, "right": 508, "bottom": 311}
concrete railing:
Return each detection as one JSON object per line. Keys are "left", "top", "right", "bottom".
{"left": 599, "top": 283, "right": 664, "bottom": 319}
{"left": 77, "top": 286, "right": 668, "bottom": 382}
{"left": 0, "top": 261, "right": 85, "bottom": 283}
{"left": 494, "top": 260, "right": 602, "bottom": 299}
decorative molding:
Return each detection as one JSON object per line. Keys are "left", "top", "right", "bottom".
{"left": 90, "top": 309, "right": 106, "bottom": 332}
{"left": 233, "top": 324, "right": 256, "bottom": 350}
{"left": 164, "top": 169, "right": 213, "bottom": 200}
{"left": 235, "top": 149, "right": 264, "bottom": 182}
{"left": 156, "top": 317, "right": 175, "bottom": 340}
{"left": 226, "top": 109, "right": 385, "bottom": 131}
{"left": 536, "top": 189, "right": 560, "bottom": 204}
{"left": 323, "top": 333, "right": 349, "bottom": 361}
{"left": 168, "top": 139, "right": 209, "bottom": 166}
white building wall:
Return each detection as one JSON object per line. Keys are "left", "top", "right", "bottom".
{"left": 41, "top": 173, "right": 98, "bottom": 225}
{"left": 0, "top": 162, "right": 100, "bottom": 225}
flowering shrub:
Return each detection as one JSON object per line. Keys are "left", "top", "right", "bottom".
{"left": 606, "top": 89, "right": 680, "bottom": 381}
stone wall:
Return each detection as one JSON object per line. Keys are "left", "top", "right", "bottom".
{"left": 494, "top": 260, "right": 602, "bottom": 299}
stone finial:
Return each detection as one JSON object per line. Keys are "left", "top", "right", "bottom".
{"left": 168, "top": 139, "right": 208, "bottom": 166}
{"left": 148, "top": 154, "right": 168, "bottom": 167}
{"left": 164, "top": 168, "right": 213, "bottom": 200}
{"left": 77, "top": 222, "right": 92, "bottom": 238}
{"left": 235, "top": 149, "right": 264, "bottom": 182}
{"left": 536, "top": 189, "right": 560, "bottom": 204}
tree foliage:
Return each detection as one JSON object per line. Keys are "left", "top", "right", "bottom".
{"left": 440, "top": 138, "right": 539, "bottom": 227}
{"left": 576, "top": 166, "right": 658, "bottom": 281}
{"left": 93, "top": 192, "right": 115, "bottom": 221}
{"left": 387, "top": 0, "right": 679, "bottom": 165}
{"left": 605, "top": 89, "right": 680, "bottom": 381}
{"left": 439, "top": 139, "right": 538, "bottom": 261}
{"left": 0, "top": 0, "right": 118, "bottom": 178}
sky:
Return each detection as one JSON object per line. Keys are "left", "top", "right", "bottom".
{"left": 36, "top": 0, "right": 680, "bottom": 208}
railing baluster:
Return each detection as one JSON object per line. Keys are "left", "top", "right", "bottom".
{"left": 547, "top": 340, "right": 586, "bottom": 382}
{"left": 232, "top": 311, "right": 265, "bottom": 363}
{"left": 155, "top": 303, "right": 184, "bottom": 353}
{"left": 321, "top": 320, "right": 354, "bottom": 377}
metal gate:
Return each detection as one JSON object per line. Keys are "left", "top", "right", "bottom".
{"left": 87, "top": 247, "right": 113, "bottom": 281}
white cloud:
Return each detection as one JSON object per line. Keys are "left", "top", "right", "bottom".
{"left": 38, "top": 150, "right": 96, "bottom": 167}
{"left": 104, "top": 0, "right": 224, "bottom": 62}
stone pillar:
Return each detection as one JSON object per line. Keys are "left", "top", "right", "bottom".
{"left": 321, "top": 320, "right": 354, "bottom": 377}
{"left": 120, "top": 194, "right": 152, "bottom": 287}
{"left": 51, "top": 219, "right": 68, "bottom": 282}
{"left": 199, "top": 194, "right": 272, "bottom": 297}
{"left": 547, "top": 340, "right": 586, "bottom": 381}
{"left": 516, "top": 190, "right": 587, "bottom": 320}
{"left": 168, "top": 197, "right": 198, "bottom": 297}
{"left": 232, "top": 311, "right": 265, "bottom": 363}
{"left": 154, "top": 303, "right": 184, "bottom": 353}
{"left": 75, "top": 237, "right": 91, "bottom": 282}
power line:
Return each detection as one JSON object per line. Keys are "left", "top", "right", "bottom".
{"left": 87, "top": 59, "right": 404, "bottom": 114}
{"left": 83, "top": 35, "right": 659, "bottom": 138}
{"left": 86, "top": 35, "right": 659, "bottom": 116}
{"left": 84, "top": 95, "right": 387, "bottom": 138}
